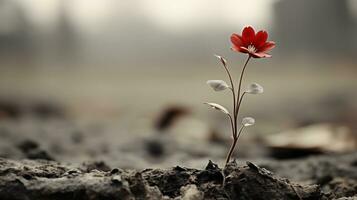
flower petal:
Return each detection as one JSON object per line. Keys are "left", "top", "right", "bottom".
{"left": 254, "top": 31, "right": 268, "bottom": 49}
{"left": 239, "top": 46, "right": 250, "bottom": 53}
{"left": 251, "top": 52, "right": 272, "bottom": 58}
{"left": 259, "top": 41, "right": 275, "bottom": 53}
{"left": 231, "top": 46, "right": 239, "bottom": 52}
{"left": 230, "top": 33, "right": 243, "bottom": 48}
{"left": 242, "top": 26, "right": 255, "bottom": 44}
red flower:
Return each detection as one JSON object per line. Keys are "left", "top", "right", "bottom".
{"left": 231, "top": 26, "right": 275, "bottom": 58}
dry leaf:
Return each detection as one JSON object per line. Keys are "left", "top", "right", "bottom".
{"left": 246, "top": 83, "right": 264, "bottom": 94}
{"left": 204, "top": 102, "right": 230, "bottom": 115}
{"left": 242, "top": 117, "right": 255, "bottom": 126}
{"left": 207, "top": 80, "right": 229, "bottom": 91}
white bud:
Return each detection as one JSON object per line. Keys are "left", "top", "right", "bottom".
{"left": 242, "top": 117, "right": 255, "bottom": 127}
{"left": 204, "top": 102, "right": 230, "bottom": 115}
{"left": 207, "top": 80, "right": 230, "bottom": 91}
{"left": 214, "top": 54, "right": 227, "bottom": 66}
{"left": 246, "top": 83, "right": 263, "bottom": 94}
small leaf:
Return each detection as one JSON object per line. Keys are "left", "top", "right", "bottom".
{"left": 242, "top": 117, "right": 255, "bottom": 126}
{"left": 246, "top": 83, "right": 264, "bottom": 94}
{"left": 204, "top": 102, "right": 230, "bottom": 115}
{"left": 207, "top": 80, "right": 230, "bottom": 91}
{"left": 214, "top": 54, "right": 227, "bottom": 66}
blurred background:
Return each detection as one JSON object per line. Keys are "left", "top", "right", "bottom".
{"left": 0, "top": 0, "right": 356, "bottom": 169}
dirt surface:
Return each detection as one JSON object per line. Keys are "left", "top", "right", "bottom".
{"left": 0, "top": 158, "right": 321, "bottom": 200}
{"left": 0, "top": 103, "right": 356, "bottom": 199}
{"left": 0, "top": 153, "right": 356, "bottom": 200}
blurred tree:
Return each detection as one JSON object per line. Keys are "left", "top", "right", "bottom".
{"left": 274, "top": 0, "right": 356, "bottom": 59}
{"left": 0, "top": 0, "right": 34, "bottom": 67}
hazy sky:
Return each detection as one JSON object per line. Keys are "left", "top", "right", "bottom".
{"left": 2, "top": 0, "right": 355, "bottom": 66}
{"left": 4, "top": 0, "right": 357, "bottom": 35}
{"left": 17, "top": 0, "right": 277, "bottom": 33}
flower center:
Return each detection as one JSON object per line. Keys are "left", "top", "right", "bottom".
{"left": 247, "top": 45, "right": 257, "bottom": 53}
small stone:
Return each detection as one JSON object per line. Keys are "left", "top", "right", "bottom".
{"left": 174, "top": 166, "right": 186, "bottom": 172}
{"left": 246, "top": 161, "right": 259, "bottom": 171}
{"left": 180, "top": 185, "right": 203, "bottom": 200}
{"left": 197, "top": 169, "right": 224, "bottom": 184}
{"left": 22, "top": 174, "right": 33, "bottom": 180}
{"left": 90, "top": 169, "right": 101, "bottom": 174}
{"left": 27, "top": 149, "right": 55, "bottom": 161}
{"left": 145, "top": 140, "right": 164, "bottom": 157}
{"left": 82, "top": 161, "right": 111, "bottom": 172}
{"left": 65, "top": 169, "right": 80, "bottom": 176}
{"left": 17, "top": 140, "right": 39, "bottom": 152}
{"left": 111, "top": 175, "right": 122, "bottom": 185}
{"left": 246, "top": 161, "right": 274, "bottom": 177}
{"left": 205, "top": 160, "right": 219, "bottom": 170}
{"left": 110, "top": 168, "right": 121, "bottom": 175}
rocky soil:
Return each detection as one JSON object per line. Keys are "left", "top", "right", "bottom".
{"left": 0, "top": 101, "right": 356, "bottom": 199}
{"left": 0, "top": 153, "right": 357, "bottom": 200}
{"left": 0, "top": 158, "right": 319, "bottom": 200}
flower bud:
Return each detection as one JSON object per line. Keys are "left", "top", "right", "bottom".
{"left": 214, "top": 54, "right": 227, "bottom": 67}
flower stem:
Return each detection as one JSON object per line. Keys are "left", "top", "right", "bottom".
{"left": 220, "top": 61, "right": 236, "bottom": 138}
{"left": 237, "top": 92, "right": 247, "bottom": 114}
{"left": 225, "top": 126, "right": 244, "bottom": 165}
{"left": 225, "top": 138, "right": 237, "bottom": 165}
{"left": 236, "top": 126, "right": 245, "bottom": 142}
{"left": 227, "top": 114, "right": 235, "bottom": 139}
{"left": 235, "top": 56, "right": 251, "bottom": 118}
{"left": 225, "top": 55, "right": 251, "bottom": 165}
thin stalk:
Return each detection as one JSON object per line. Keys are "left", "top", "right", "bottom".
{"left": 225, "top": 55, "right": 251, "bottom": 165}
{"left": 237, "top": 92, "right": 247, "bottom": 113}
{"left": 220, "top": 61, "right": 237, "bottom": 137}
{"left": 225, "top": 126, "right": 244, "bottom": 165}
{"left": 227, "top": 114, "right": 235, "bottom": 139}
{"left": 225, "top": 138, "right": 237, "bottom": 165}
{"left": 235, "top": 126, "right": 245, "bottom": 142}
{"left": 235, "top": 56, "right": 251, "bottom": 117}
